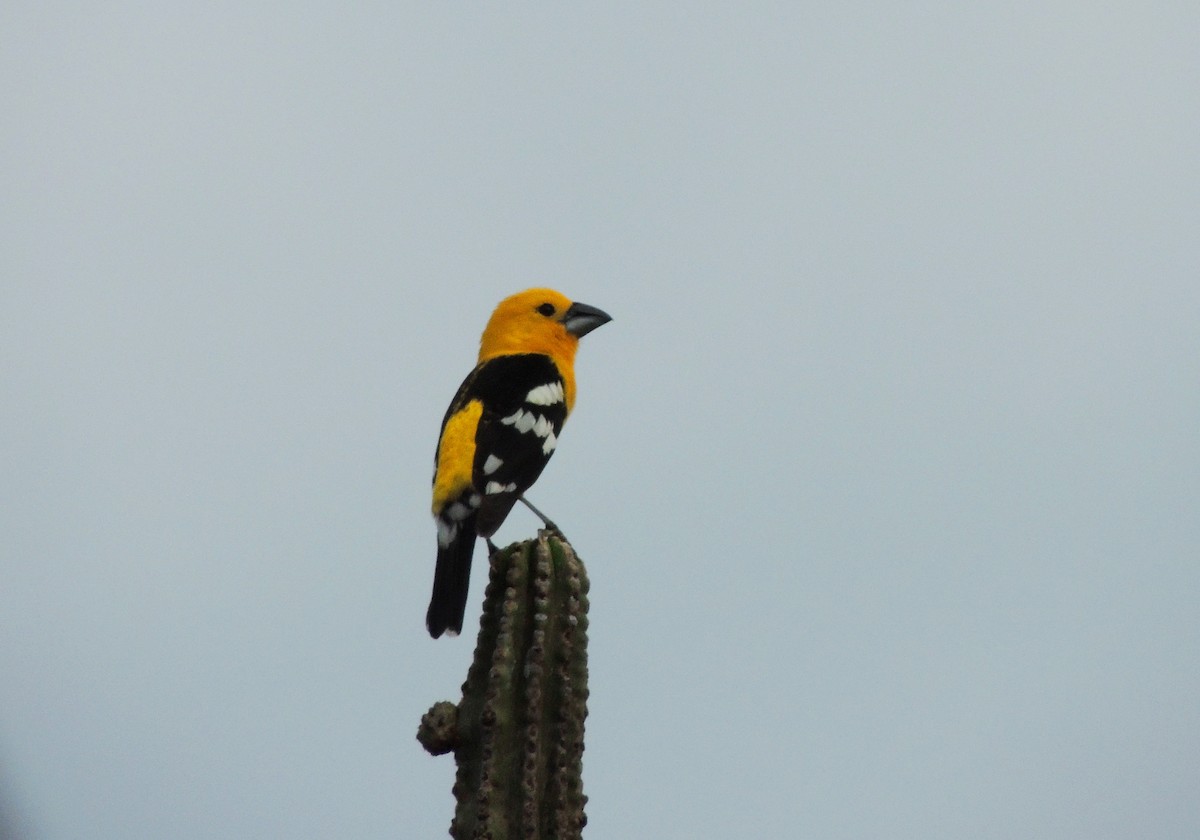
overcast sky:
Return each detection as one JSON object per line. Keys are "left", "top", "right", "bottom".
{"left": 3, "top": 3, "right": 1198, "bottom": 839}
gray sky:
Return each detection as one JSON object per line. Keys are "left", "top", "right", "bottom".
{"left": 3, "top": 4, "right": 1198, "bottom": 838}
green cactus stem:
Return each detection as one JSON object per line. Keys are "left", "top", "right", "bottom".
{"left": 417, "top": 530, "right": 590, "bottom": 840}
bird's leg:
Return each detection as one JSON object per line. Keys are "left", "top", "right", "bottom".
{"left": 486, "top": 538, "right": 501, "bottom": 556}
{"left": 518, "top": 494, "right": 566, "bottom": 540}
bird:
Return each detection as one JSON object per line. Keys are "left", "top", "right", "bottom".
{"left": 426, "top": 288, "right": 611, "bottom": 638}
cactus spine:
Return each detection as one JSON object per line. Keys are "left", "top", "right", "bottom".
{"left": 417, "top": 530, "right": 589, "bottom": 839}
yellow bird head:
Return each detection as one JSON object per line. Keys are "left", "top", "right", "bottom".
{"left": 478, "top": 288, "right": 611, "bottom": 365}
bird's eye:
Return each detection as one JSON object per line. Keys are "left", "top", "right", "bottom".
{"left": 536, "top": 303, "right": 556, "bottom": 316}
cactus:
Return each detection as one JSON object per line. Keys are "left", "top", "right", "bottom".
{"left": 417, "top": 530, "right": 590, "bottom": 840}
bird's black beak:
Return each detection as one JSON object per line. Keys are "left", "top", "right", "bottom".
{"left": 562, "top": 301, "right": 612, "bottom": 338}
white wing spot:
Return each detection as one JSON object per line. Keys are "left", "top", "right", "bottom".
{"left": 501, "top": 406, "right": 559, "bottom": 454}
{"left": 485, "top": 480, "right": 517, "bottom": 495}
{"left": 532, "top": 414, "right": 554, "bottom": 439}
{"left": 501, "top": 408, "right": 538, "bottom": 434}
{"left": 483, "top": 454, "right": 503, "bottom": 475}
{"left": 436, "top": 518, "right": 457, "bottom": 548}
{"left": 525, "top": 382, "right": 564, "bottom": 406}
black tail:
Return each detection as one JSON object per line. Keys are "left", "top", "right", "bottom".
{"left": 426, "top": 521, "right": 477, "bottom": 638}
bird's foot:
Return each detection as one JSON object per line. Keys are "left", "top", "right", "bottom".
{"left": 518, "top": 495, "right": 567, "bottom": 542}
